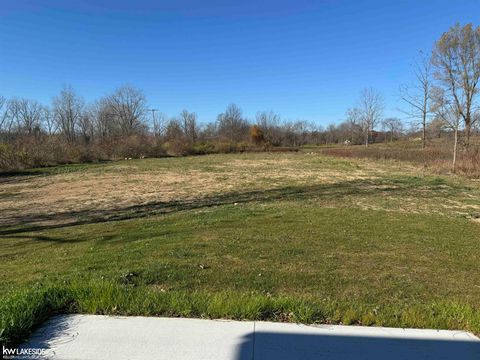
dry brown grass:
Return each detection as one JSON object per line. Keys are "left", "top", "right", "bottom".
{"left": 321, "top": 138, "right": 480, "bottom": 177}
{"left": 2, "top": 152, "right": 479, "bottom": 230}
{"left": 0, "top": 154, "right": 370, "bottom": 227}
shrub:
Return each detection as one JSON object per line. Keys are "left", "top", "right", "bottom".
{"left": 250, "top": 125, "right": 265, "bottom": 145}
{"left": 191, "top": 142, "right": 216, "bottom": 155}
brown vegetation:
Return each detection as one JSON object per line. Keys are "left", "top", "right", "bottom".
{"left": 322, "top": 139, "right": 480, "bottom": 177}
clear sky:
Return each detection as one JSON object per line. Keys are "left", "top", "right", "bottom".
{"left": 1, "top": 0, "right": 479, "bottom": 125}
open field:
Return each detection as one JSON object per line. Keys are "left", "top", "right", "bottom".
{"left": 1, "top": 151, "right": 480, "bottom": 344}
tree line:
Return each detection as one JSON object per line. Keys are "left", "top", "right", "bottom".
{"left": 0, "top": 84, "right": 344, "bottom": 169}
{"left": 1, "top": 23, "right": 479, "bottom": 171}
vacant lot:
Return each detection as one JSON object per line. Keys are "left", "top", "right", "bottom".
{"left": 1, "top": 151, "right": 480, "bottom": 344}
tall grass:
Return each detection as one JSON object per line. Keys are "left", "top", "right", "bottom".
{"left": 322, "top": 141, "right": 480, "bottom": 177}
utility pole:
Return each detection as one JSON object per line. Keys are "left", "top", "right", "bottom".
{"left": 149, "top": 109, "right": 158, "bottom": 137}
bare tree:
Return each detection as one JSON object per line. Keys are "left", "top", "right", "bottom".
{"left": 217, "top": 103, "right": 249, "bottom": 142}
{"left": 179, "top": 110, "right": 198, "bottom": 143}
{"left": 90, "top": 101, "right": 109, "bottom": 139}
{"left": 358, "top": 88, "right": 384, "bottom": 147}
{"left": 256, "top": 111, "right": 281, "bottom": 144}
{"left": 400, "top": 51, "right": 433, "bottom": 149}
{"left": 0, "top": 96, "right": 9, "bottom": 136}
{"left": 164, "top": 117, "right": 188, "bottom": 154}
{"left": 345, "top": 107, "right": 362, "bottom": 144}
{"left": 427, "top": 117, "right": 447, "bottom": 139}
{"left": 148, "top": 109, "right": 165, "bottom": 140}
{"left": 42, "top": 106, "right": 58, "bottom": 135}
{"left": 432, "top": 23, "right": 480, "bottom": 146}
{"left": 1, "top": 102, "right": 16, "bottom": 138}
{"left": 325, "top": 123, "right": 338, "bottom": 144}
{"left": 295, "top": 120, "right": 314, "bottom": 146}
{"left": 152, "top": 112, "right": 167, "bottom": 139}
{"left": 165, "top": 118, "right": 184, "bottom": 141}
{"left": 53, "top": 85, "right": 84, "bottom": 143}
{"left": 381, "top": 117, "right": 403, "bottom": 143}
{"left": 105, "top": 85, "right": 147, "bottom": 136}
{"left": 198, "top": 122, "right": 218, "bottom": 142}
{"left": 77, "top": 112, "right": 94, "bottom": 144}
{"left": 7, "top": 98, "right": 44, "bottom": 135}
{"left": 431, "top": 88, "right": 462, "bottom": 172}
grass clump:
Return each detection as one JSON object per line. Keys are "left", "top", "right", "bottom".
{"left": 0, "top": 286, "right": 74, "bottom": 346}
{"left": 2, "top": 281, "right": 480, "bottom": 347}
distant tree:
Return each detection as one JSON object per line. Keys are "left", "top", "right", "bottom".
{"left": 165, "top": 118, "right": 187, "bottom": 154}
{"left": 7, "top": 98, "right": 44, "bottom": 136}
{"left": 0, "top": 99, "right": 16, "bottom": 139}
{"left": 381, "top": 118, "right": 403, "bottom": 143}
{"left": 325, "top": 123, "right": 338, "bottom": 144}
{"left": 299, "top": 121, "right": 315, "bottom": 145}
{"left": 432, "top": 23, "right": 480, "bottom": 146}
{"left": 345, "top": 107, "right": 363, "bottom": 144}
{"left": 280, "top": 120, "right": 297, "bottom": 146}
{"left": 53, "top": 85, "right": 84, "bottom": 143}
{"left": 198, "top": 122, "right": 217, "bottom": 142}
{"left": 105, "top": 85, "right": 147, "bottom": 136}
{"left": 334, "top": 122, "right": 352, "bottom": 144}
{"left": 77, "top": 112, "right": 94, "bottom": 144}
{"left": 358, "top": 88, "right": 384, "bottom": 147}
{"left": 165, "top": 118, "right": 184, "bottom": 141}
{"left": 427, "top": 117, "right": 447, "bottom": 139}
{"left": 0, "top": 96, "right": 8, "bottom": 135}
{"left": 256, "top": 111, "right": 281, "bottom": 144}
{"left": 217, "top": 103, "right": 249, "bottom": 142}
{"left": 152, "top": 112, "right": 168, "bottom": 140}
{"left": 42, "top": 106, "right": 57, "bottom": 136}
{"left": 89, "top": 100, "right": 115, "bottom": 139}
{"left": 179, "top": 110, "right": 198, "bottom": 143}
{"left": 308, "top": 124, "right": 325, "bottom": 145}
{"left": 400, "top": 51, "right": 433, "bottom": 149}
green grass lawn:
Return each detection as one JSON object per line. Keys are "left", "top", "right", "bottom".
{"left": 1, "top": 152, "right": 480, "bottom": 345}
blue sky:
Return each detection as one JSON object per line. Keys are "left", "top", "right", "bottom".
{"left": 1, "top": 0, "right": 479, "bottom": 125}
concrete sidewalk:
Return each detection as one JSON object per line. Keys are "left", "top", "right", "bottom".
{"left": 21, "top": 315, "right": 480, "bottom": 359}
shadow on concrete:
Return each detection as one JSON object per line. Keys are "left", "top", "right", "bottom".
{"left": 21, "top": 316, "right": 480, "bottom": 360}
{"left": 235, "top": 331, "right": 480, "bottom": 360}
{"left": 21, "top": 315, "right": 80, "bottom": 354}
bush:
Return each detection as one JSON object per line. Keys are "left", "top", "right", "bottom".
{"left": 164, "top": 140, "right": 191, "bottom": 156}
{"left": 250, "top": 125, "right": 265, "bottom": 145}
{"left": 191, "top": 142, "right": 216, "bottom": 155}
